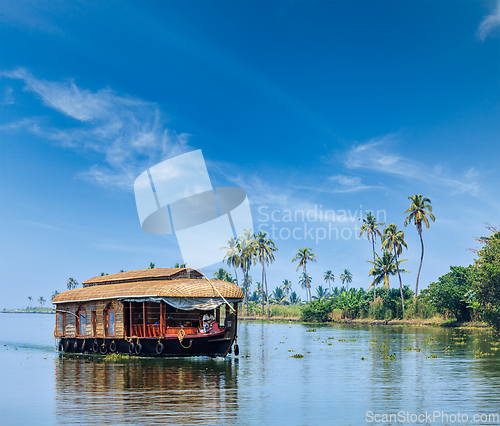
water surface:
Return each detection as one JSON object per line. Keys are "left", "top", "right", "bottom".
{"left": 1, "top": 314, "right": 499, "bottom": 425}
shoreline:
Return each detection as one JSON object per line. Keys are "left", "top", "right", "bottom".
{"left": 239, "top": 316, "right": 492, "bottom": 329}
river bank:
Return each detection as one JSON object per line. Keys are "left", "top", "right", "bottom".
{"left": 1, "top": 308, "right": 55, "bottom": 314}
{"left": 239, "top": 315, "right": 493, "bottom": 329}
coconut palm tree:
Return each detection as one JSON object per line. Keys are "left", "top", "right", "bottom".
{"left": 367, "top": 250, "right": 409, "bottom": 291}
{"left": 339, "top": 269, "right": 353, "bottom": 291}
{"left": 281, "top": 279, "right": 292, "bottom": 295}
{"left": 271, "top": 287, "right": 288, "bottom": 305}
{"left": 313, "top": 285, "right": 330, "bottom": 301}
{"left": 323, "top": 270, "right": 334, "bottom": 293}
{"left": 38, "top": 296, "right": 46, "bottom": 308}
{"left": 67, "top": 277, "right": 79, "bottom": 290}
{"left": 222, "top": 237, "right": 240, "bottom": 286}
{"left": 382, "top": 223, "right": 408, "bottom": 316}
{"left": 289, "top": 291, "right": 301, "bottom": 304}
{"left": 238, "top": 229, "right": 256, "bottom": 307}
{"left": 28, "top": 296, "right": 32, "bottom": 309}
{"left": 254, "top": 231, "right": 278, "bottom": 317}
{"left": 292, "top": 248, "right": 317, "bottom": 301}
{"left": 404, "top": 194, "right": 435, "bottom": 298}
{"left": 148, "top": 262, "right": 155, "bottom": 269}
{"left": 359, "top": 212, "right": 385, "bottom": 301}
{"left": 298, "top": 272, "right": 312, "bottom": 302}
{"left": 213, "top": 268, "right": 235, "bottom": 283}
{"left": 174, "top": 262, "right": 187, "bottom": 268}
{"left": 50, "top": 291, "right": 60, "bottom": 303}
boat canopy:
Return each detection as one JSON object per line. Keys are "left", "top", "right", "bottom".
{"left": 53, "top": 278, "right": 244, "bottom": 305}
{"left": 117, "top": 296, "right": 241, "bottom": 311}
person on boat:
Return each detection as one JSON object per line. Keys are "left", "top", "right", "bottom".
{"left": 202, "top": 312, "right": 215, "bottom": 333}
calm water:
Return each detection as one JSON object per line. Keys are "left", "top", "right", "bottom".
{"left": 1, "top": 314, "right": 499, "bottom": 425}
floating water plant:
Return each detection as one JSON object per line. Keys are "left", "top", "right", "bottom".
{"left": 103, "top": 353, "right": 130, "bottom": 362}
{"left": 306, "top": 329, "right": 316, "bottom": 332}
{"left": 426, "top": 355, "right": 438, "bottom": 359}
{"left": 291, "top": 354, "right": 304, "bottom": 358}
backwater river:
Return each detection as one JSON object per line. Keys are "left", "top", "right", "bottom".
{"left": 1, "top": 313, "right": 499, "bottom": 425}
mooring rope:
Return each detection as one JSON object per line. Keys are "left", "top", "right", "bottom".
{"left": 177, "top": 329, "right": 192, "bottom": 349}
{"left": 199, "top": 269, "right": 235, "bottom": 313}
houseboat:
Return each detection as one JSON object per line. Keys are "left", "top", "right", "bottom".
{"left": 52, "top": 268, "right": 243, "bottom": 357}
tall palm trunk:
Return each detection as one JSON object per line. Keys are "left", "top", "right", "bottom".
{"left": 265, "top": 272, "right": 270, "bottom": 318}
{"left": 393, "top": 243, "right": 405, "bottom": 317}
{"left": 415, "top": 228, "right": 424, "bottom": 298}
{"left": 372, "top": 236, "right": 376, "bottom": 302}
{"left": 233, "top": 264, "right": 239, "bottom": 287}
{"left": 304, "top": 264, "right": 311, "bottom": 301}
{"left": 261, "top": 261, "right": 265, "bottom": 316}
{"left": 241, "top": 263, "right": 248, "bottom": 307}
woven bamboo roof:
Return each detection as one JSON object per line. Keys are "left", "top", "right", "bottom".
{"left": 82, "top": 268, "right": 203, "bottom": 287}
{"left": 53, "top": 278, "right": 244, "bottom": 304}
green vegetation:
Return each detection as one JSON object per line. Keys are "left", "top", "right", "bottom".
{"left": 103, "top": 353, "right": 130, "bottom": 361}
{"left": 473, "top": 228, "right": 500, "bottom": 331}
{"left": 420, "top": 266, "right": 473, "bottom": 322}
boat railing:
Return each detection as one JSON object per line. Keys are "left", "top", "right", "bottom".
{"left": 130, "top": 324, "right": 222, "bottom": 338}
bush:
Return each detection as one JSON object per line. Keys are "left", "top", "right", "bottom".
{"left": 421, "top": 266, "right": 473, "bottom": 322}
{"left": 300, "top": 300, "right": 331, "bottom": 322}
{"left": 474, "top": 231, "right": 500, "bottom": 331}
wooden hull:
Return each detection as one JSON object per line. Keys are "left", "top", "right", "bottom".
{"left": 58, "top": 314, "right": 237, "bottom": 358}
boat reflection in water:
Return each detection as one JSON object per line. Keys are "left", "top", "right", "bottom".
{"left": 54, "top": 354, "right": 239, "bottom": 425}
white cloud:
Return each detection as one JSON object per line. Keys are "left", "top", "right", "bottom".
{"left": 328, "top": 174, "right": 372, "bottom": 193}
{"left": 477, "top": 0, "right": 500, "bottom": 41}
{"left": 2, "top": 68, "right": 192, "bottom": 190}
{"left": 341, "top": 135, "right": 480, "bottom": 196}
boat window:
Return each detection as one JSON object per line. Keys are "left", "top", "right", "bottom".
{"left": 56, "top": 313, "right": 65, "bottom": 336}
{"left": 106, "top": 304, "right": 115, "bottom": 336}
{"left": 77, "top": 305, "right": 86, "bottom": 336}
{"left": 91, "top": 311, "right": 97, "bottom": 337}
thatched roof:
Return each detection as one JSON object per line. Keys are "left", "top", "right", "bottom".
{"left": 82, "top": 268, "right": 203, "bottom": 287}
{"left": 53, "top": 278, "right": 244, "bottom": 304}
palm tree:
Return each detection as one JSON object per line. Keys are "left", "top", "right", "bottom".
{"left": 292, "top": 248, "right": 317, "bottom": 301}
{"left": 100, "top": 272, "right": 108, "bottom": 276}
{"left": 367, "top": 250, "right": 409, "bottom": 291}
{"left": 298, "top": 272, "right": 312, "bottom": 301}
{"left": 339, "top": 269, "right": 353, "bottom": 291}
{"left": 213, "top": 268, "right": 235, "bottom": 283}
{"left": 359, "top": 212, "right": 385, "bottom": 301}
{"left": 323, "top": 270, "right": 335, "bottom": 293}
{"left": 255, "top": 231, "right": 278, "bottom": 317}
{"left": 67, "top": 277, "right": 79, "bottom": 290}
{"left": 38, "top": 296, "right": 46, "bottom": 308}
{"left": 313, "top": 285, "right": 330, "bottom": 301}
{"left": 148, "top": 262, "right": 155, "bottom": 269}
{"left": 238, "top": 229, "right": 256, "bottom": 307}
{"left": 289, "top": 291, "right": 301, "bottom": 305}
{"left": 222, "top": 237, "right": 240, "bottom": 286}
{"left": 382, "top": 223, "right": 408, "bottom": 316}
{"left": 404, "top": 194, "right": 435, "bottom": 298}
{"left": 50, "top": 291, "right": 60, "bottom": 303}
{"left": 281, "top": 279, "right": 292, "bottom": 295}
{"left": 174, "top": 262, "right": 187, "bottom": 268}
{"left": 271, "top": 287, "right": 288, "bottom": 305}
{"left": 28, "top": 296, "right": 32, "bottom": 309}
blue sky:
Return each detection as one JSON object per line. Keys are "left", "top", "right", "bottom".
{"left": 1, "top": 0, "right": 499, "bottom": 308}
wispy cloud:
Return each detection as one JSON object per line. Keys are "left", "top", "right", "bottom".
{"left": 15, "top": 220, "right": 60, "bottom": 231}
{"left": 328, "top": 174, "right": 372, "bottom": 193}
{"left": 2, "top": 68, "right": 192, "bottom": 190}
{"left": 477, "top": 0, "right": 500, "bottom": 40}
{"left": 340, "top": 135, "right": 480, "bottom": 196}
